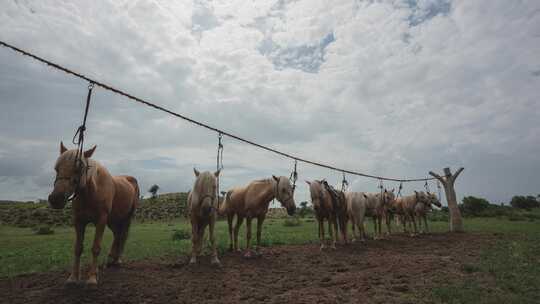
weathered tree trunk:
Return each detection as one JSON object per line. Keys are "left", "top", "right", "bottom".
{"left": 429, "top": 167, "right": 464, "bottom": 233}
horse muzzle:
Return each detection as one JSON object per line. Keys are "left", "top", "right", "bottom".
{"left": 48, "top": 192, "right": 69, "bottom": 209}
{"left": 287, "top": 205, "right": 296, "bottom": 216}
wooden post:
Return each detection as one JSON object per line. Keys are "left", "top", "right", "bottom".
{"left": 429, "top": 167, "right": 465, "bottom": 232}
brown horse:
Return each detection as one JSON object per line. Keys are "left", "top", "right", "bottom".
{"left": 219, "top": 176, "right": 296, "bottom": 257}
{"left": 306, "top": 180, "right": 340, "bottom": 249}
{"left": 392, "top": 191, "right": 427, "bottom": 235}
{"left": 48, "top": 142, "right": 139, "bottom": 287}
{"left": 363, "top": 189, "right": 395, "bottom": 239}
{"left": 187, "top": 168, "right": 221, "bottom": 265}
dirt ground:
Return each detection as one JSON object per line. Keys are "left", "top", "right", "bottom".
{"left": 1, "top": 233, "right": 495, "bottom": 304}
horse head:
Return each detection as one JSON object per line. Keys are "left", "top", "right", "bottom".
{"left": 48, "top": 142, "right": 96, "bottom": 209}
{"left": 273, "top": 175, "right": 296, "bottom": 215}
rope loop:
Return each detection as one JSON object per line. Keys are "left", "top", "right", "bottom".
{"left": 397, "top": 181, "right": 403, "bottom": 197}
{"left": 424, "top": 180, "right": 431, "bottom": 193}
{"left": 216, "top": 132, "right": 224, "bottom": 208}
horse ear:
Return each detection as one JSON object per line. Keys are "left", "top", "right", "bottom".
{"left": 193, "top": 168, "right": 200, "bottom": 177}
{"left": 60, "top": 141, "right": 67, "bottom": 154}
{"left": 363, "top": 193, "right": 368, "bottom": 199}
{"left": 272, "top": 175, "right": 279, "bottom": 182}
{"left": 391, "top": 188, "right": 395, "bottom": 193}
{"left": 214, "top": 169, "right": 221, "bottom": 177}
{"left": 83, "top": 145, "right": 97, "bottom": 158}
{"left": 384, "top": 189, "right": 387, "bottom": 193}
{"left": 305, "top": 180, "right": 311, "bottom": 185}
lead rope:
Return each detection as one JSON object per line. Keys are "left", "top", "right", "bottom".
{"left": 397, "top": 181, "right": 403, "bottom": 198}
{"left": 289, "top": 160, "right": 298, "bottom": 192}
{"left": 341, "top": 171, "right": 348, "bottom": 192}
{"left": 424, "top": 180, "right": 431, "bottom": 194}
{"left": 69, "top": 82, "right": 94, "bottom": 198}
{"left": 216, "top": 132, "right": 224, "bottom": 209}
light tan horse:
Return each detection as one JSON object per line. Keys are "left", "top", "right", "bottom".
{"left": 48, "top": 142, "right": 139, "bottom": 287}
{"left": 187, "top": 168, "right": 221, "bottom": 265}
{"left": 346, "top": 191, "right": 368, "bottom": 242}
{"left": 219, "top": 176, "right": 296, "bottom": 257}
{"left": 363, "top": 189, "right": 395, "bottom": 239}
{"left": 392, "top": 191, "right": 428, "bottom": 235}
{"left": 415, "top": 192, "right": 442, "bottom": 233}
{"left": 306, "top": 180, "right": 339, "bottom": 249}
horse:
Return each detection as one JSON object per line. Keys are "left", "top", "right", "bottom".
{"left": 392, "top": 191, "right": 428, "bottom": 235}
{"left": 187, "top": 168, "right": 221, "bottom": 265}
{"left": 414, "top": 192, "right": 442, "bottom": 233}
{"left": 48, "top": 142, "right": 139, "bottom": 287}
{"left": 345, "top": 191, "right": 370, "bottom": 242}
{"left": 321, "top": 180, "right": 349, "bottom": 244}
{"left": 219, "top": 176, "right": 296, "bottom": 257}
{"left": 362, "top": 189, "right": 395, "bottom": 239}
{"left": 306, "top": 180, "right": 340, "bottom": 249}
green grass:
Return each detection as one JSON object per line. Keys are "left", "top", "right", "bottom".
{"left": 1, "top": 216, "right": 540, "bottom": 284}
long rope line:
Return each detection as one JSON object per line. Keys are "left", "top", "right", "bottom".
{"left": 0, "top": 40, "right": 437, "bottom": 182}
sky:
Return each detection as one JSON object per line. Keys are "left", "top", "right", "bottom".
{"left": 0, "top": 0, "right": 539, "bottom": 206}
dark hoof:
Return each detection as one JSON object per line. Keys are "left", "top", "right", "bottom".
{"left": 64, "top": 279, "right": 81, "bottom": 289}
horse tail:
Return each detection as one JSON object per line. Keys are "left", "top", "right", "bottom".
{"left": 120, "top": 176, "right": 139, "bottom": 254}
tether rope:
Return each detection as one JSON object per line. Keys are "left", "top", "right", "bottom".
{"left": 0, "top": 40, "right": 437, "bottom": 182}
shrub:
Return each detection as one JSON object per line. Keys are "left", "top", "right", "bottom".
{"left": 171, "top": 228, "right": 191, "bottom": 241}
{"left": 510, "top": 196, "right": 539, "bottom": 210}
{"left": 462, "top": 196, "right": 490, "bottom": 216}
{"left": 508, "top": 214, "right": 527, "bottom": 222}
{"left": 32, "top": 225, "right": 54, "bottom": 235}
{"left": 283, "top": 216, "right": 302, "bottom": 227}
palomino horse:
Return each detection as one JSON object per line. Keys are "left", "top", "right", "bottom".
{"left": 415, "top": 192, "right": 442, "bottom": 233}
{"left": 187, "top": 168, "right": 221, "bottom": 265}
{"left": 48, "top": 142, "right": 139, "bottom": 287}
{"left": 219, "top": 176, "right": 296, "bottom": 257}
{"left": 345, "top": 191, "right": 368, "bottom": 242}
{"left": 306, "top": 180, "right": 340, "bottom": 249}
{"left": 391, "top": 191, "right": 428, "bottom": 235}
{"left": 321, "top": 180, "right": 349, "bottom": 244}
{"left": 363, "top": 189, "right": 395, "bottom": 239}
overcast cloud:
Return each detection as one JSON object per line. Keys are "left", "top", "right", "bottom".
{"left": 0, "top": 0, "right": 539, "bottom": 205}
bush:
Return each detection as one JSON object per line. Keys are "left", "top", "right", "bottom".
{"left": 462, "top": 196, "right": 490, "bottom": 216}
{"left": 510, "top": 196, "right": 539, "bottom": 210}
{"left": 171, "top": 228, "right": 191, "bottom": 241}
{"left": 283, "top": 216, "right": 302, "bottom": 227}
{"left": 32, "top": 225, "right": 54, "bottom": 235}
{"left": 508, "top": 214, "right": 527, "bottom": 222}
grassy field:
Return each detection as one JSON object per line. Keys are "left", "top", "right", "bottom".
{"left": 1, "top": 216, "right": 540, "bottom": 277}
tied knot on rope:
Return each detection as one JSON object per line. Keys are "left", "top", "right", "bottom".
{"left": 341, "top": 172, "right": 348, "bottom": 192}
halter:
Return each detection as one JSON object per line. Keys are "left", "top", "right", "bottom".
{"left": 54, "top": 156, "right": 90, "bottom": 203}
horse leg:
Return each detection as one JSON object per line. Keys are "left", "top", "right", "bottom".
{"left": 351, "top": 218, "right": 358, "bottom": 242}
{"left": 256, "top": 215, "right": 265, "bottom": 253}
{"left": 319, "top": 218, "right": 325, "bottom": 250}
{"left": 411, "top": 215, "right": 418, "bottom": 236}
{"left": 372, "top": 217, "right": 378, "bottom": 239}
{"left": 107, "top": 224, "right": 122, "bottom": 267}
{"left": 190, "top": 219, "right": 199, "bottom": 264}
{"left": 234, "top": 216, "right": 244, "bottom": 252}
{"left": 65, "top": 221, "right": 86, "bottom": 287}
{"left": 87, "top": 217, "right": 107, "bottom": 287}
{"left": 386, "top": 212, "right": 392, "bottom": 236}
{"left": 424, "top": 215, "right": 429, "bottom": 233}
{"left": 329, "top": 218, "right": 337, "bottom": 249}
{"left": 209, "top": 216, "right": 220, "bottom": 265}
{"left": 227, "top": 214, "right": 234, "bottom": 252}
{"left": 244, "top": 217, "right": 253, "bottom": 258}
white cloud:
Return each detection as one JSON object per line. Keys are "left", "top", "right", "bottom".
{"left": 0, "top": 0, "right": 539, "bottom": 205}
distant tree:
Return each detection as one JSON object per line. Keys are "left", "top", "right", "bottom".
{"left": 148, "top": 184, "right": 160, "bottom": 199}
{"left": 462, "top": 196, "right": 490, "bottom": 216}
{"left": 298, "top": 201, "right": 312, "bottom": 218}
{"left": 510, "top": 195, "right": 539, "bottom": 210}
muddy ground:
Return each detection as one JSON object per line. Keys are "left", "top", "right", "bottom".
{"left": 1, "top": 233, "right": 495, "bottom": 304}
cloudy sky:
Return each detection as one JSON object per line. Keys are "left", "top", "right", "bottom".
{"left": 0, "top": 0, "right": 539, "bottom": 205}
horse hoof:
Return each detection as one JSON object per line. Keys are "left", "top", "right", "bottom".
{"left": 85, "top": 278, "right": 98, "bottom": 289}
{"left": 243, "top": 251, "right": 255, "bottom": 259}
{"left": 189, "top": 258, "right": 197, "bottom": 265}
{"left": 211, "top": 259, "right": 222, "bottom": 267}
{"left": 64, "top": 279, "right": 80, "bottom": 289}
